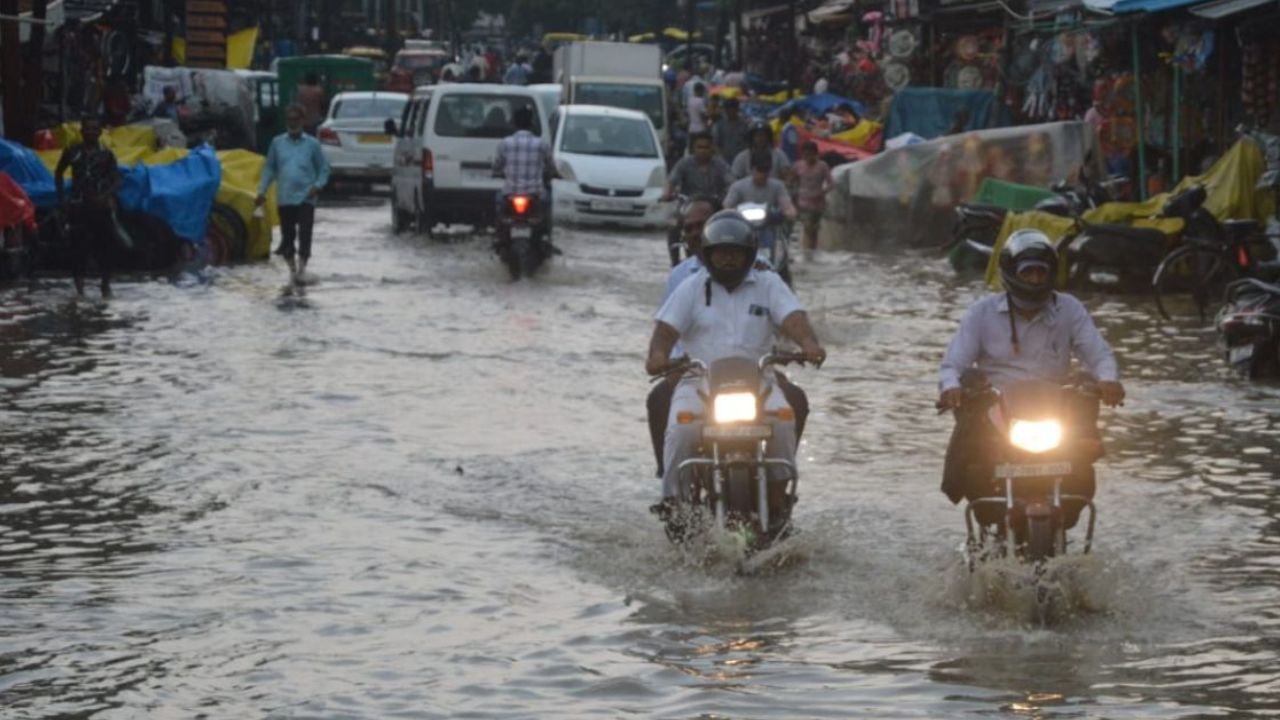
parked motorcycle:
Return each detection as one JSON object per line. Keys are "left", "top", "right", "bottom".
{"left": 945, "top": 203, "right": 1007, "bottom": 275}
{"left": 652, "top": 351, "right": 813, "bottom": 553}
{"left": 947, "top": 372, "right": 1108, "bottom": 620}
{"left": 737, "top": 202, "right": 792, "bottom": 286}
{"left": 494, "top": 193, "right": 551, "bottom": 280}
{"left": 1217, "top": 278, "right": 1280, "bottom": 378}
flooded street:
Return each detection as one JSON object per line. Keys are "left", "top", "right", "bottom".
{"left": 2, "top": 197, "right": 1279, "bottom": 718}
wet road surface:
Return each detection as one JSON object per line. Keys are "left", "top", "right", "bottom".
{"left": 2, "top": 196, "right": 1279, "bottom": 718}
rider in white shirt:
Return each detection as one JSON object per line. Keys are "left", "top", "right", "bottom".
{"left": 645, "top": 211, "right": 826, "bottom": 502}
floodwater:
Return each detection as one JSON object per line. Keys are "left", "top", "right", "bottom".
{"left": 2, "top": 197, "right": 1278, "bottom": 719}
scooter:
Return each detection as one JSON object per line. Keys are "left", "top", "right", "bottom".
{"left": 652, "top": 351, "right": 813, "bottom": 553}
{"left": 494, "top": 193, "right": 551, "bottom": 280}
{"left": 736, "top": 202, "right": 792, "bottom": 286}
{"left": 1217, "top": 277, "right": 1280, "bottom": 378}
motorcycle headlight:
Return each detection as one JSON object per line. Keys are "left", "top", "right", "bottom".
{"left": 738, "top": 205, "right": 767, "bottom": 223}
{"left": 1009, "top": 419, "right": 1063, "bottom": 454}
{"left": 713, "top": 392, "right": 757, "bottom": 423}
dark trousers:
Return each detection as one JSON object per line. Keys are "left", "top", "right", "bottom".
{"left": 941, "top": 398, "right": 1099, "bottom": 530}
{"left": 646, "top": 372, "right": 809, "bottom": 478}
{"left": 277, "top": 203, "right": 316, "bottom": 260}
{"left": 70, "top": 207, "right": 114, "bottom": 286}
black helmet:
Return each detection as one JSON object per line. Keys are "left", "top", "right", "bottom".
{"left": 700, "top": 210, "right": 758, "bottom": 288}
{"left": 747, "top": 119, "right": 773, "bottom": 144}
{"left": 999, "top": 229, "right": 1058, "bottom": 305}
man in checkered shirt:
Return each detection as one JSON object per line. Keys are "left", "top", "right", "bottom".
{"left": 492, "top": 105, "right": 552, "bottom": 197}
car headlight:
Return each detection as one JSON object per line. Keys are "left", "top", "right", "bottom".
{"left": 556, "top": 160, "right": 576, "bottom": 182}
{"left": 1009, "top": 419, "right": 1063, "bottom": 454}
{"left": 648, "top": 165, "right": 666, "bottom": 188}
{"left": 713, "top": 392, "right": 757, "bottom": 423}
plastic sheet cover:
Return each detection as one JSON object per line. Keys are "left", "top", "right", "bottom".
{"left": 828, "top": 121, "right": 1103, "bottom": 249}
{"left": 117, "top": 145, "right": 222, "bottom": 242}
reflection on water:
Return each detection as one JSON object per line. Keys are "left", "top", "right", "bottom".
{"left": 1, "top": 202, "right": 1278, "bottom": 718}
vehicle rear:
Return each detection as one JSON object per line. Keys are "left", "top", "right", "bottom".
{"left": 389, "top": 50, "right": 450, "bottom": 93}
{"left": 425, "top": 85, "right": 549, "bottom": 227}
{"left": 318, "top": 92, "right": 407, "bottom": 184}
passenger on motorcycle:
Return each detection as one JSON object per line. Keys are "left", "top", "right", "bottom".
{"left": 662, "top": 132, "right": 734, "bottom": 205}
{"left": 730, "top": 121, "right": 792, "bottom": 182}
{"left": 937, "top": 230, "right": 1125, "bottom": 528}
{"left": 646, "top": 210, "right": 826, "bottom": 503}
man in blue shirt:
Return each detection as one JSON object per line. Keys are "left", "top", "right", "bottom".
{"left": 255, "top": 104, "right": 331, "bottom": 280}
{"left": 937, "top": 230, "right": 1125, "bottom": 528}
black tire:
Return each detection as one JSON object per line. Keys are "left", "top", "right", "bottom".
{"left": 1153, "top": 245, "right": 1239, "bottom": 323}
{"left": 208, "top": 203, "right": 248, "bottom": 262}
{"left": 1026, "top": 516, "right": 1054, "bottom": 564}
{"left": 724, "top": 465, "right": 755, "bottom": 520}
{"left": 414, "top": 193, "right": 432, "bottom": 238}
{"left": 390, "top": 194, "right": 404, "bottom": 234}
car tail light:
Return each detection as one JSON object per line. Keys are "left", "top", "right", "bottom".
{"left": 510, "top": 195, "right": 531, "bottom": 215}
{"left": 421, "top": 149, "right": 433, "bottom": 179}
{"left": 318, "top": 127, "right": 340, "bottom": 146}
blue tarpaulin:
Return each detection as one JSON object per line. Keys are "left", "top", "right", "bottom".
{"left": 117, "top": 145, "right": 221, "bottom": 242}
{"left": 773, "top": 92, "right": 867, "bottom": 120}
{"left": 884, "top": 88, "right": 1012, "bottom": 141}
{"left": 0, "top": 138, "right": 220, "bottom": 243}
{"left": 0, "top": 138, "right": 57, "bottom": 209}
{"left": 1110, "top": 0, "right": 1203, "bottom": 12}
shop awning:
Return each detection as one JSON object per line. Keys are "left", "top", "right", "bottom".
{"left": 1107, "top": 0, "right": 1206, "bottom": 13}
{"left": 807, "top": 0, "right": 857, "bottom": 23}
{"left": 1189, "top": 0, "right": 1277, "bottom": 18}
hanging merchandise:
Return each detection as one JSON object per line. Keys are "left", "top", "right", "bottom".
{"left": 883, "top": 62, "right": 911, "bottom": 91}
{"left": 888, "top": 28, "right": 918, "bottom": 59}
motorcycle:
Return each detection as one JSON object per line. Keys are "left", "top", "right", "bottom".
{"left": 948, "top": 372, "right": 1107, "bottom": 613}
{"left": 1217, "top": 277, "right": 1280, "bottom": 378}
{"left": 653, "top": 351, "right": 812, "bottom": 553}
{"left": 945, "top": 203, "right": 1007, "bottom": 275}
{"left": 495, "top": 193, "right": 551, "bottom": 280}
{"left": 737, "top": 202, "right": 792, "bottom": 286}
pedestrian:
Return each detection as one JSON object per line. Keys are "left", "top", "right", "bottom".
{"left": 503, "top": 55, "right": 531, "bottom": 86}
{"left": 296, "top": 73, "right": 326, "bottom": 134}
{"left": 686, "top": 83, "right": 708, "bottom": 135}
{"left": 54, "top": 116, "right": 122, "bottom": 298}
{"left": 791, "top": 141, "right": 834, "bottom": 262}
{"left": 255, "top": 104, "right": 331, "bottom": 282}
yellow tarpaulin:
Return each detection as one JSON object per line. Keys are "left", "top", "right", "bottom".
{"left": 226, "top": 27, "right": 258, "bottom": 70}
{"left": 216, "top": 148, "right": 278, "bottom": 260}
{"left": 985, "top": 137, "right": 1275, "bottom": 289}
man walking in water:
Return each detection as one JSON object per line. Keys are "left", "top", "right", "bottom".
{"left": 256, "top": 104, "right": 331, "bottom": 282}
{"left": 54, "top": 116, "right": 121, "bottom": 298}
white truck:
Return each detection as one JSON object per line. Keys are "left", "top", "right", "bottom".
{"left": 553, "top": 42, "right": 669, "bottom": 146}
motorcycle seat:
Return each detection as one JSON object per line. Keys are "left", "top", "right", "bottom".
{"left": 1223, "top": 219, "right": 1261, "bottom": 237}
{"left": 1082, "top": 222, "right": 1169, "bottom": 245}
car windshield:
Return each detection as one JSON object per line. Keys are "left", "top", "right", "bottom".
{"left": 560, "top": 114, "right": 657, "bottom": 158}
{"left": 398, "top": 54, "right": 446, "bottom": 70}
{"left": 333, "top": 96, "right": 406, "bottom": 119}
{"left": 434, "top": 94, "right": 542, "bottom": 138}
{"left": 574, "top": 83, "right": 664, "bottom": 130}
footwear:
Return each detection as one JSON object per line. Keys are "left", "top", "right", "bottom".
{"left": 285, "top": 256, "right": 298, "bottom": 280}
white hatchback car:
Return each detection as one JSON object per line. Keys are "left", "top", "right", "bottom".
{"left": 317, "top": 91, "right": 408, "bottom": 185}
{"left": 549, "top": 105, "right": 668, "bottom": 229}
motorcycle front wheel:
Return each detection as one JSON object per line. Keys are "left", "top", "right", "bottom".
{"left": 1025, "top": 516, "right": 1055, "bottom": 564}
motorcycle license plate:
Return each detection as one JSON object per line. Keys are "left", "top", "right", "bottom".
{"left": 1229, "top": 344, "right": 1254, "bottom": 363}
{"left": 510, "top": 226, "right": 533, "bottom": 239}
{"left": 704, "top": 425, "right": 772, "bottom": 441}
{"left": 995, "top": 461, "right": 1072, "bottom": 479}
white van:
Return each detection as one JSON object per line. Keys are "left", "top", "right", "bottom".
{"left": 389, "top": 83, "right": 550, "bottom": 234}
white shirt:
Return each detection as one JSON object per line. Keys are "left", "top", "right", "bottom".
{"left": 939, "top": 292, "right": 1119, "bottom": 392}
{"left": 687, "top": 95, "right": 707, "bottom": 133}
{"left": 656, "top": 267, "right": 804, "bottom": 364}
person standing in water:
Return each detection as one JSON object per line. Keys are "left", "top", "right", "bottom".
{"left": 256, "top": 104, "right": 331, "bottom": 282}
